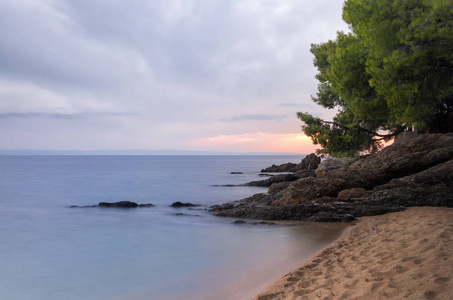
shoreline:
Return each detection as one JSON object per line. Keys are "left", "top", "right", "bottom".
{"left": 253, "top": 207, "right": 453, "bottom": 300}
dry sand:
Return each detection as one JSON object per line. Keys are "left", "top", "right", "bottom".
{"left": 253, "top": 207, "right": 453, "bottom": 300}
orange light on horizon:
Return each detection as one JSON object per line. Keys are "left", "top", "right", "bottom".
{"left": 191, "top": 132, "right": 317, "bottom": 153}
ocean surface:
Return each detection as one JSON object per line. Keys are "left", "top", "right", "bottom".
{"left": 0, "top": 155, "right": 346, "bottom": 300}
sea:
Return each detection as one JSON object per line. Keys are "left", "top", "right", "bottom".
{"left": 0, "top": 155, "right": 346, "bottom": 300}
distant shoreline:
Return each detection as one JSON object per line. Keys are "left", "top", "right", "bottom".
{"left": 0, "top": 150, "right": 305, "bottom": 156}
{"left": 253, "top": 207, "right": 453, "bottom": 299}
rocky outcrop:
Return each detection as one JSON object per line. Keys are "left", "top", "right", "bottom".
{"left": 260, "top": 153, "right": 321, "bottom": 173}
{"left": 246, "top": 154, "right": 319, "bottom": 187}
{"left": 246, "top": 174, "right": 298, "bottom": 187}
{"left": 275, "top": 132, "right": 453, "bottom": 206}
{"left": 71, "top": 201, "right": 154, "bottom": 208}
{"left": 261, "top": 162, "right": 298, "bottom": 172}
{"left": 99, "top": 201, "right": 138, "bottom": 208}
{"left": 210, "top": 133, "right": 453, "bottom": 222}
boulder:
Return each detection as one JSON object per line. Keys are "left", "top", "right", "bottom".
{"left": 298, "top": 153, "right": 321, "bottom": 170}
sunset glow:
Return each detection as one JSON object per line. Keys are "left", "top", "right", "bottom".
{"left": 193, "top": 132, "right": 317, "bottom": 153}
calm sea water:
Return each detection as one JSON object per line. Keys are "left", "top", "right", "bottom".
{"left": 0, "top": 155, "right": 346, "bottom": 300}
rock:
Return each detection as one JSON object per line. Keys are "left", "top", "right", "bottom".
{"left": 337, "top": 188, "right": 368, "bottom": 201}
{"left": 230, "top": 172, "right": 243, "bottom": 174}
{"left": 172, "top": 213, "right": 201, "bottom": 217}
{"left": 246, "top": 173, "right": 298, "bottom": 187}
{"left": 233, "top": 220, "right": 247, "bottom": 224}
{"left": 170, "top": 202, "right": 201, "bottom": 207}
{"left": 298, "top": 153, "right": 321, "bottom": 170}
{"left": 210, "top": 133, "right": 453, "bottom": 222}
{"left": 251, "top": 221, "right": 276, "bottom": 225}
{"left": 366, "top": 160, "right": 453, "bottom": 207}
{"left": 276, "top": 133, "right": 453, "bottom": 206}
{"left": 260, "top": 153, "right": 321, "bottom": 173}
{"left": 98, "top": 201, "right": 138, "bottom": 208}
{"left": 261, "top": 163, "right": 298, "bottom": 173}
{"left": 268, "top": 181, "right": 293, "bottom": 194}
{"left": 306, "top": 212, "right": 356, "bottom": 222}
{"left": 315, "top": 156, "right": 360, "bottom": 177}
{"left": 71, "top": 202, "right": 154, "bottom": 208}
{"left": 293, "top": 169, "right": 316, "bottom": 179}
{"left": 138, "top": 203, "right": 155, "bottom": 207}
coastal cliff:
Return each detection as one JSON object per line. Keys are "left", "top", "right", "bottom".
{"left": 210, "top": 132, "right": 453, "bottom": 222}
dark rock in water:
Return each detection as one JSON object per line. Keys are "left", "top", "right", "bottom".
{"left": 261, "top": 163, "right": 298, "bottom": 173}
{"left": 232, "top": 220, "right": 276, "bottom": 225}
{"left": 170, "top": 201, "right": 201, "bottom": 207}
{"left": 138, "top": 203, "right": 155, "bottom": 207}
{"left": 250, "top": 221, "right": 276, "bottom": 225}
{"left": 98, "top": 201, "right": 138, "bottom": 208}
{"left": 71, "top": 201, "right": 154, "bottom": 208}
{"left": 233, "top": 220, "right": 247, "bottom": 224}
{"left": 246, "top": 173, "right": 298, "bottom": 187}
{"left": 230, "top": 172, "right": 243, "bottom": 174}
{"left": 172, "top": 213, "right": 201, "bottom": 216}
{"left": 259, "top": 173, "right": 273, "bottom": 177}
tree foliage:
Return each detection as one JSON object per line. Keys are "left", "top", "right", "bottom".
{"left": 300, "top": 0, "right": 453, "bottom": 157}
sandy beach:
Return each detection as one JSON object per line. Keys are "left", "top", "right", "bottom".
{"left": 253, "top": 207, "right": 453, "bottom": 300}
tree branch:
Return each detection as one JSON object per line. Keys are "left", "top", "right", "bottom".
{"left": 321, "top": 120, "right": 406, "bottom": 139}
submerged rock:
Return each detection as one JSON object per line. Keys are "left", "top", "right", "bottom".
{"left": 170, "top": 202, "right": 201, "bottom": 207}
{"left": 232, "top": 220, "right": 247, "bottom": 224}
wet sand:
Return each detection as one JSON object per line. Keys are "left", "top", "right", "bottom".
{"left": 253, "top": 207, "right": 453, "bottom": 300}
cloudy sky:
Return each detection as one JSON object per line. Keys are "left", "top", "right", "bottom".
{"left": 0, "top": 0, "right": 348, "bottom": 153}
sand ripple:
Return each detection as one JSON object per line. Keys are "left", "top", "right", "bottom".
{"left": 253, "top": 207, "right": 453, "bottom": 300}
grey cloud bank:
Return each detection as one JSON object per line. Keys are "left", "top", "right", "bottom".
{"left": 0, "top": 0, "right": 348, "bottom": 153}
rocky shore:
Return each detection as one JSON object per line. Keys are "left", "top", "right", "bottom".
{"left": 210, "top": 132, "right": 453, "bottom": 222}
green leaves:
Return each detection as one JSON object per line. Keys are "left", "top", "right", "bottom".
{"left": 300, "top": 0, "right": 453, "bottom": 157}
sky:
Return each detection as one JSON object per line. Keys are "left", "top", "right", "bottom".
{"left": 0, "top": 0, "right": 349, "bottom": 154}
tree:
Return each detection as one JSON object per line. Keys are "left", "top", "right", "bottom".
{"left": 300, "top": 0, "right": 453, "bottom": 157}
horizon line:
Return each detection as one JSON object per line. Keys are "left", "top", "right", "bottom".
{"left": 0, "top": 149, "right": 307, "bottom": 156}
